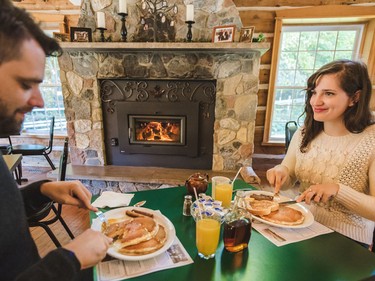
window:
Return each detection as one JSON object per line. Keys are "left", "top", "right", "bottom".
{"left": 23, "top": 56, "right": 66, "bottom": 134}
{"left": 269, "top": 24, "right": 364, "bottom": 142}
{"left": 22, "top": 23, "right": 67, "bottom": 135}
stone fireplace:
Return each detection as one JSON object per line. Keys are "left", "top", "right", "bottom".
{"left": 58, "top": 42, "right": 269, "bottom": 171}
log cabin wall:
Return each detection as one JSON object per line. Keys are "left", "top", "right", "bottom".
{"left": 13, "top": 0, "right": 375, "bottom": 157}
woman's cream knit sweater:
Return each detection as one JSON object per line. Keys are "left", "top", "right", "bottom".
{"left": 280, "top": 124, "right": 375, "bottom": 244}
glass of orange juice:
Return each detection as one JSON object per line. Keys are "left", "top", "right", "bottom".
{"left": 213, "top": 177, "right": 233, "bottom": 208}
{"left": 196, "top": 212, "right": 221, "bottom": 259}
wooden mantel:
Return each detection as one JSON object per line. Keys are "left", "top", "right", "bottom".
{"left": 59, "top": 42, "right": 271, "bottom": 56}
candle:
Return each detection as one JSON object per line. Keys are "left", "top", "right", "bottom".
{"left": 119, "top": 0, "right": 127, "bottom": 14}
{"left": 97, "top": 12, "right": 106, "bottom": 28}
{"left": 186, "top": 4, "right": 194, "bottom": 21}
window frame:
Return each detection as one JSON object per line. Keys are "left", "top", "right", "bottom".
{"left": 263, "top": 5, "right": 375, "bottom": 146}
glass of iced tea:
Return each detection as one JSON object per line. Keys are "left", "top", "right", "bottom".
{"left": 195, "top": 212, "right": 221, "bottom": 259}
{"left": 212, "top": 177, "right": 232, "bottom": 208}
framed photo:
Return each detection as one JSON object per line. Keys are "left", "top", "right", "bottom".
{"left": 212, "top": 25, "right": 235, "bottom": 43}
{"left": 53, "top": 32, "right": 70, "bottom": 42}
{"left": 70, "top": 27, "right": 92, "bottom": 42}
{"left": 239, "top": 26, "right": 255, "bottom": 43}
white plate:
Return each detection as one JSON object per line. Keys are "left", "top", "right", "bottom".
{"left": 91, "top": 207, "right": 176, "bottom": 261}
{"left": 244, "top": 190, "right": 314, "bottom": 229}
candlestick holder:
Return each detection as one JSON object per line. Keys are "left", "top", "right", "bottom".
{"left": 118, "top": 13, "right": 128, "bottom": 42}
{"left": 97, "top": 27, "right": 107, "bottom": 42}
{"left": 185, "top": 20, "right": 195, "bottom": 42}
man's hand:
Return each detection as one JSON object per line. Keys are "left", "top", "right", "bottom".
{"left": 63, "top": 229, "right": 112, "bottom": 269}
{"left": 40, "top": 180, "right": 98, "bottom": 212}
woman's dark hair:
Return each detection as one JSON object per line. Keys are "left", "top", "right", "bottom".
{"left": 0, "top": 1, "right": 61, "bottom": 64}
{"left": 300, "top": 59, "right": 373, "bottom": 152}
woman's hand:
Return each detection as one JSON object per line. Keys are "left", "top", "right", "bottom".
{"left": 63, "top": 229, "right": 112, "bottom": 269}
{"left": 297, "top": 183, "right": 339, "bottom": 204}
{"left": 266, "top": 165, "right": 289, "bottom": 194}
{"left": 40, "top": 180, "right": 98, "bottom": 212}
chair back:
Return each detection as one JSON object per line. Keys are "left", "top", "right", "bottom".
{"left": 58, "top": 137, "right": 68, "bottom": 182}
{"left": 28, "top": 135, "right": 75, "bottom": 247}
{"left": 285, "top": 121, "right": 298, "bottom": 153}
{"left": 0, "top": 137, "right": 12, "bottom": 155}
{"left": 46, "top": 116, "right": 55, "bottom": 153}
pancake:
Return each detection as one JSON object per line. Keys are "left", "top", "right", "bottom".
{"left": 103, "top": 213, "right": 170, "bottom": 256}
{"left": 245, "top": 199, "right": 279, "bottom": 216}
{"left": 103, "top": 218, "right": 132, "bottom": 238}
{"left": 119, "top": 225, "right": 167, "bottom": 255}
{"left": 105, "top": 216, "right": 160, "bottom": 248}
{"left": 260, "top": 206, "right": 305, "bottom": 226}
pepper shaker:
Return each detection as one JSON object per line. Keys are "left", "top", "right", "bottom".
{"left": 183, "top": 195, "right": 192, "bottom": 216}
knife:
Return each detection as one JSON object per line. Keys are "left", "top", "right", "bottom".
{"left": 279, "top": 200, "right": 304, "bottom": 205}
{"left": 264, "top": 228, "right": 286, "bottom": 242}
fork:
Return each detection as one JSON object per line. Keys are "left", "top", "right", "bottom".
{"left": 273, "top": 191, "right": 280, "bottom": 199}
{"left": 95, "top": 210, "right": 108, "bottom": 226}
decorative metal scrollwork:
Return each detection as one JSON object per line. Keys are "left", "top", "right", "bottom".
{"left": 100, "top": 78, "right": 216, "bottom": 118}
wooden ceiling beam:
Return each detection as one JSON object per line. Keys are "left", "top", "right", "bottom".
{"left": 233, "top": 0, "right": 375, "bottom": 7}
{"left": 12, "top": 0, "right": 79, "bottom": 11}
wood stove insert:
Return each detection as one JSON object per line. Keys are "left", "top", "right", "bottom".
{"left": 117, "top": 101, "right": 199, "bottom": 156}
{"left": 101, "top": 78, "right": 216, "bottom": 169}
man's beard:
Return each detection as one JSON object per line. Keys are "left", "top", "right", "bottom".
{"left": 0, "top": 101, "right": 23, "bottom": 136}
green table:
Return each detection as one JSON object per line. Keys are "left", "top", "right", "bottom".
{"left": 92, "top": 180, "right": 375, "bottom": 281}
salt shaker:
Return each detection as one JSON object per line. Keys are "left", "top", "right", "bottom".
{"left": 183, "top": 195, "right": 192, "bottom": 216}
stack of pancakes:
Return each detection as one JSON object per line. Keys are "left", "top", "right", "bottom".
{"left": 245, "top": 194, "right": 305, "bottom": 226}
{"left": 103, "top": 210, "right": 167, "bottom": 255}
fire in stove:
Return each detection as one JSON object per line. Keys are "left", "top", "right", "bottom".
{"left": 130, "top": 115, "right": 185, "bottom": 145}
{"left": 136, "top": 121, "right": 180, "bottom": 142}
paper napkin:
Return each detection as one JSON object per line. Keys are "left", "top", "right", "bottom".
{"left": 92, "top": 191, "right": 134, "bottom": 208}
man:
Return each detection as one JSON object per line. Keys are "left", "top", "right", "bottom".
{"left": 0, "top": 2, "right": 112, "bottom": 280}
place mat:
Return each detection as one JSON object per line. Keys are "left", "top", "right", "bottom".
{"left": 252, "top": 220, "right": 333, "bottom": 247}
{"left": 96, "top": 236, "right": 193, "bottom": 281}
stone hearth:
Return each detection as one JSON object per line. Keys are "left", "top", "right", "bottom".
{"left": 58, "top": 42, "right": 269, "bottom": 171}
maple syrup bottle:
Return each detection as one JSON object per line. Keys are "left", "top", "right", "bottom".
{"left": 223, "top": 190, "right": 252, "bottom": 252}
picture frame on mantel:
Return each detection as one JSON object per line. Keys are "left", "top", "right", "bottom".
{"left": 239, "top": 26, "right": 255, "bottom": 43}
{"left": 53, "top": 32, "right": 70, "bottom": 42}
{"left": 212, "top": 25, "right": 235, "bottom": 43}
{"left": 70, "top": 27, "right": 92, "bottom": 42}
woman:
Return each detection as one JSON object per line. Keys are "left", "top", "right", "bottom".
{"left": 267, "top": 59, "right": 375, "bottom": 246}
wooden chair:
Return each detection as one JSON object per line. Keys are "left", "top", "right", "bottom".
{"left": 11, "top": 116, "right": 56, "bottom": 170}
{"left": 26, "top": 137, "right": 74, "bottom": 247}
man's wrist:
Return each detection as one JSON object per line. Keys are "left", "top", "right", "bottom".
{"left": 60, "top": 247, "right": 81, "bottom": 271}
{"left": 39, "top": 180, "right": 52, "bottom": 196}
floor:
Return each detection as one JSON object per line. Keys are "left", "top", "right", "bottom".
{"left": 21, "top": 154, "right": 285, "bottom": 258}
